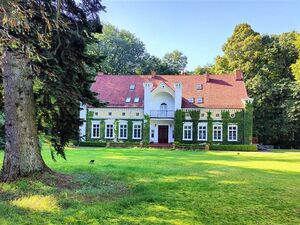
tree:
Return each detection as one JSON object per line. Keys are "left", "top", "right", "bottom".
{"left": 213, "top": 23, "right": 300, "bottom": 147}
{"left": 92, "top": 24, "right": 148, "bottom": 74}
{"left": 213, "top": 23, "right": 263, "bottom": 80}
{"left": 0, "top": 0, "right": 105, "bottom": 181}
{"left": 193, "top": 64, "right": 214, "bottom": 75}
{"left": 162, "top": 50, "right": 188, "bottom": 74}
{"left": 291, "top": 33, "right": 300, "bottom": 82}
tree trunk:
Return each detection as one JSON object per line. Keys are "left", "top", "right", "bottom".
{"left": 1, "top": 51, "right": 49, "bottom": 182}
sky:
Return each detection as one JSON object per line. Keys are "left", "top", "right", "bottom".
{"left": 100, "top": 0, "right": 300, "bottom": 70}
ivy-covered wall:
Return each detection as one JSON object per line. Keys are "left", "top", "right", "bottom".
{"left": 84, "top": 104, "right": 253, "bottom": 145}
{"left": 86, "top": 113, "right": 144, "bottom": 143}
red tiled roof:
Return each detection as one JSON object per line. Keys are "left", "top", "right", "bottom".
{"left": 91, "top": 73, "right": 249, "bottom": 109}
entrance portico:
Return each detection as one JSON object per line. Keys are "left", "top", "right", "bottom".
{"left": 150, "top": 119, "right": 174, "bottom": 144}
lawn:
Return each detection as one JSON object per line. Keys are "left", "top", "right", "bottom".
{"left": 0, "top": 147, "right": 300, "bottom": 225}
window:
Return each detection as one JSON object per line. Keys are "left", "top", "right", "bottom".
{"left": 228, "top": 125, "right": 238, "bottom": 142}
{"left": 91, "top": 121, "right": 100, "bottom": 138}
{"left": 122, "top": 112, "right": 126, "bottom": 116}
{"left": 94, "top": 112, "right": 99, "bottom": 116}
{"left": 188, "top": 98, "right": 194, "bottom": 103}
{"left": 134, "top": 97, "right": 139, "bottom": 103}
{"left": 151, "top": 130, "right": 154, "bottom": 138}
{"left": 183, "top": 122, "right": 193, "bottom": 141}
{"left": 196, "top": 84, "right": 203, "bottom": 90}
{"left": 129, "top": 84, "right": 135, "bottom": 90}
{"left": 198, "top": 123, "right": 207, "bottom": 141}
{"left": 160, "top": 103, "right": 167, "bottom": 110}
{"left": 201, "top": 113, "right": 205, "bottom": 117}
{"left": 213, "top": 124, "right": 222, "bottom": 141}
{"left": 119, "top": 123, "right": 128, "bottom": 139}
{"left": 105, "top": 123, "right": 114, "bottom": 139}
{"left": 108, "top": 112, "right": 112, "bottom": 116}
{"left": 136, "top": 112, "right": 140, "bottom": 116}
{"left": 133, "top": 123, "right": 142, "bottom": 139}
{"left": 125, "top": 97, "right": 131, "bottom": 103}
{"left": 230, "top": 113, "right": 235, "bottom": 118}
{"left": 215, "top": 113, "right": 220, "bottom": 118}
{"left": 197, "top": 97, "right": 203, "bottom": 104}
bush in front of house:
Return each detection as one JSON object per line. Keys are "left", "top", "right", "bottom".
{"left": 210, "top": 144, "right": 257, "bottom": 151}
{"left": 78, "top": 141, "right": 107, "bottom": 147}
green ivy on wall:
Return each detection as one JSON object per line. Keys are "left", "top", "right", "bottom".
{"left": 244, "top": 102, "right": 254, "bottom": 144}
{"left": 207, "top": 111, "right": 212, "bottom": 144}
{"left": 127, "top": 120, "right": 133, "bottom": 142}
{"left": 143, "top": 115, "right": 150, "bottom": 144}
{"left": 189, "top": 110, "right": 200, "bottom": 143}
{"left": 100, "top": 120, "right": 105, "bottom": 140}
{"left": 114, "top": 119, "right": 119, "bottom": 141}
{"left": 221, "top": 111, "right": 229, "bottom": 144}
{"left": 174, "top": 110, "right": 184, "bottom": 142}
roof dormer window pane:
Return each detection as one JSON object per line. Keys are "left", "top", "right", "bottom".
{"left": 125, "top": 97, "right": 131, "bottom": 103}
{"left": 134, "top": 97, "right": 139, "bottom": 103}
{"left": 188, "top": 98, "right": 194, "bottom": 103}
{"left": 197, "top": 97, "right": 203, "bottom": 103}
{"left": 129, "top": 84, "right": 135, "bottom": 90}
{"left": 196, "top": 84, "right": 203, "bottom": 90}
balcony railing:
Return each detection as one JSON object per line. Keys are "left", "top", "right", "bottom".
{"left": 150, "top": 110, "right": 175, "bottom": 118}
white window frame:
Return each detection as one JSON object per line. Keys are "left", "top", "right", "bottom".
{"left": 129, "top": 84, "right": 135, "bottom": 90}
{"left": 91, "top": 121, "right": 100, "bottom": 138}
{"left": 125, "top": 97, "right": 131, "bottom": 103}
{"left": 118, "top": 122, "right": 128, "bottom": 139}
{"left": 188, "top": 98, "right": 194, "bottom": 103}
{"left": 134, "top": 97, "right": 140, "bottom": 103}
{"left": 105, "top": 122, "right": 114, "bottom": 139}
{"left": 228, "top": 124, "right": 238, "bottom": 142}
{"left": 197, "top": 97, "right": 203, "bottom": 104}
{"left": 183, "top": 122, "right": 193, "bottom": 141}
{"left": 196, "top": 84, "right": 203, "bottom": 90}
{"left": 132, "top": 122, "right": 142, "bottom": 140}
{"left": 198, "top": 122, "right": 207, "bottom": 141}
{"left": 213, "top": 123, "right": 223, "bottom": 141}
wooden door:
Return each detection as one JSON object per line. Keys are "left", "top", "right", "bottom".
{"left": 158, "top": 125, "right": 168, "bottom": 143}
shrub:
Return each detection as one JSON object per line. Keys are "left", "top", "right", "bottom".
{"left": 78, "top": 141, "right": 106, "bottom": 147}
{"left": 175, "top": 143, "right": 205, "bottom": 150}
{"left": 210, "top": 144, "right": 257, "bottom": 151}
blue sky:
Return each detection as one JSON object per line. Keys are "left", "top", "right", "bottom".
{"left": 101, "top": 0, "right": 300, "bottom": 70}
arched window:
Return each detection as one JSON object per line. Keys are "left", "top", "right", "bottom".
{"left": 160, "top": 103, "right": 167, "bottom": 110}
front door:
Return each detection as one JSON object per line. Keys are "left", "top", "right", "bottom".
{"left": 158, "top": 125, "right": 168, "bottom": 143}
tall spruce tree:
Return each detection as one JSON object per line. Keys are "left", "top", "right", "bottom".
{"left": 0, "top": 0, "right": 105, "bottom": 181}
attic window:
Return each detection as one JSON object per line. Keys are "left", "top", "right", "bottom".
{"left": 196, "top": 84, "right": 203, "bottom": 90}
{"left": 197, "top": 97, "right": 203, "bottom": 103}
{"left": 125, "top": 97, "right": 131, "bottom": 103}
{"left": 188, "top": 98, "right": 194, "bottom": 103}
{"left": 129, "top": 84, "right": 135, "bottom": 90}
{"left": 134, "top": 97, "right": 140, "bottom": 103}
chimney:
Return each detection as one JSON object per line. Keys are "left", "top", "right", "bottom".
{"left": 205, "top": 73, "right": 210, "bottom": 83}
{"left": 235, "top": 69, "right": 243, "bottom": 81}
{"left": 97, "top": 72, "right": 104, "bottom": 76}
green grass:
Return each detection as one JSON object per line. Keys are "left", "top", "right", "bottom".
{"left": 0, "top": 147, "right": 300, "bottom": 225}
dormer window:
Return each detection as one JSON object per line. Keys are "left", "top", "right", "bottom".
{"left": 129, "top": 84, "right": 135, "bottom": 90}
{"left": 188, "top": 98, "right": 194, "bottom": 103}
{"left": 197, "top": 97, "right": 203, "bottom": 103}
{"left": 134, "top": 97, "right": 140, "bottom": 103}
{"left": 125, "top": 97, "right": 131, "bottom": 103}
{"left": 196, "top": 84, "right": 203, "bottom": 90}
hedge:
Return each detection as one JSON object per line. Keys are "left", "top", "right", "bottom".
{"left": 78, "top": 142, "right": 106, "bottom": 147}
{"left": 210, "top": 144, "right": 257, "bottom": 151}
{"left": 176, "top": 143, "right": 206, "bottom": 150}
